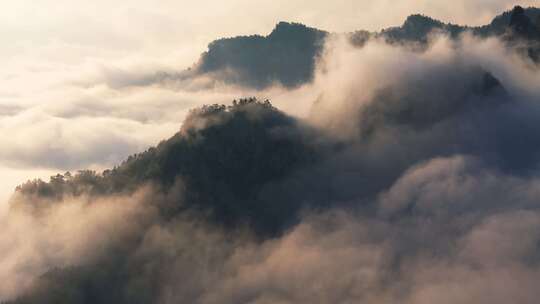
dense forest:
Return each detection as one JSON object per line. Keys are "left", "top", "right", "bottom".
{"left": 4, "top": 5, "right": 540, "bottom": 304}
{"left": 13, "top": 98, "right": 321, "bottom": 236}
{"left": 189, "top": 6, "right": 540, "bottom": 88}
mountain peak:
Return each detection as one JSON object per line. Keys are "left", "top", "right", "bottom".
{"left": 403, "top": 14, "right": 443, "bottom": 29}
{"left": 508, "top": 5, "right": 540, "bottom": 39}
{"left": 268, "top": 21, "right": 326, "bottom": 40}
{"left": 511, "top": 5, "right": 526, "bottom": 16}
{"left": 272, "top": 21, "right": 308, "bottom": 31}
{"left": 509, "top": 5, "right": 530, "bottom": 31}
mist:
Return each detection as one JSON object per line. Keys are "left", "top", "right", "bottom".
{"left": 1, "top": 0, "right": 536, "bottom": 199}
{"left": 2, "top": 4, "right": 540, "bottom": 303}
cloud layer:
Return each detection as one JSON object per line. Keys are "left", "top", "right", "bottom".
{"left": 2, "top": 5, "right": 540, "bottom": 303}
{"left": 0, "top": 1, "right": 536, "bottom": 199}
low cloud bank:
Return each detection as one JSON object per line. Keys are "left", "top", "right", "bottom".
{"left": 2, "top": 31, "right": 540, "bottom": 304}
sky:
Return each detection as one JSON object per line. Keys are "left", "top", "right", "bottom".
{"left": 0, "top": 0, "right": 537, "bottom": 206}
{"left": 3, "top": 1, "right": 540, "bottom": 302}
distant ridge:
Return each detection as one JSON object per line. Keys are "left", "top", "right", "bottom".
{"left": 196, "top": 22, "right": 327, "bottom": 88}
{"left": 190, "top": 6, "right": 540, "bottom": 89}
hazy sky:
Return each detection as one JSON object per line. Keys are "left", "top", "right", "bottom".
{"left": 0, "top": 0, "right": 537, "bottom": 205}
{"left": 3, "top": 2, "right": 540, "bottom": 301}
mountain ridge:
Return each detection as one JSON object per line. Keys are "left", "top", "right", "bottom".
{"left": 6, "top": 7, "right": 540, "bottom": 303}
{"left": 190, "top": 6, "right": 540, "bottom": 88}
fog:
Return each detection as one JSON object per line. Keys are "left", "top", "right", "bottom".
{"left": 2, "top": 27, "right": 540, "bottom": 302}
{"left": 2, "top": 2, "right": 540, "bottom": 303}
{"left": 0, "top": 0, "right": 535, "bottom": 201}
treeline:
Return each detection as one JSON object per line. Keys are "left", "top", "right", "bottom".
{"left": 13, "top": 98, "right": 320, "bottom": 235}
{"left": 194, "top": 6, "right": 540, "bottom": 89}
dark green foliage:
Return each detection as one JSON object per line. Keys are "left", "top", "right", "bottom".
{"left": 193, "top": 7, "right": 540, "bottom": 91}
{"left": 7, "top": 99, "right": 321, "bottom": 303}
{"left": 379, "top": 7, "right": 540, "bottom": 64}
{"left": 476, "top": 6, "right": 540, "bottom": 36}
{"left": 348, "top": 30, "right": 372, "bottom": 47}
{"left": 504, "top": 6, "right": 540, "bottom": 62}
{"left": 380, "top": 7, "right": 540, "bottom": 48}
{"left": 15, "top": 171, "right": 103, "bottom": 203}
{"left": 380, "top": 14, "right": 467, "bottom": 45}
{"left": 197, "top": 22, "right": 328, "bottom": 88}
{"left": 6, "top": 8, "right": 540, "bottom": 304}
{"left": 13, "top": 98, "right": 319, "bottom": 235}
